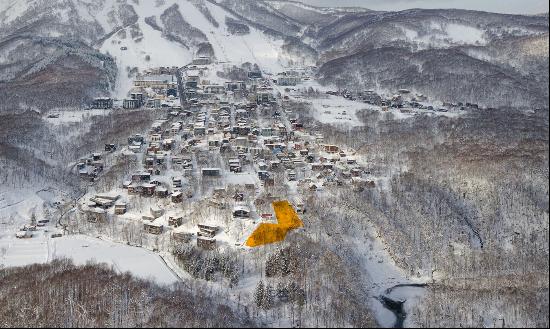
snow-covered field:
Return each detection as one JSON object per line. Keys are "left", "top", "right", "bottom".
{"left": 201, "top": 1, "right": 286, "bottom": 73}
{"left": 0, "top": 187, "right": 68, "bottom": 224}
{"left": 308, "top": 95, "right": 368, "bottom": 127}
{"left": 0, "top": 186, "right": 179, "bottom": 286}
{"left": 0, "top": 230, "right": 180, "bottom": 286}
{"left": 0, "top": 187, "right": 64, "bottom": 268}
{"left": 289, "top": 93, "right": 464, "bottom": 129}
{"left": 54, "top": 235, "right": 180, "bottom": 285}
{"left": 342, "top": 213, "right": 428, "bottom": 327}
{"left": 43, "top": 108, "right": 113, "bottom": 125}
{"left": 0, "top": 229, "right": 50, "bottom": 267}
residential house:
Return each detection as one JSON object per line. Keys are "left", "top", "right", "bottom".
{"left": 202, "top": 168, "right": 221, "bottom": 177}
{"left": 192, "top": 57, "right": 211, "bottom": 65}
{"left": 114, "top": 203, "right": 127, "bottom": 215}
{"left": 169, "top": 216, "right": 184, "bottom": 227}
{"left": 123, "top": 99, "right": 140, "bottom": 109}
{"left": 197, "top": 224, "right": 218, "bottom": 238}
{"left": 86, "top": 208, "right": 107, "bottom": 223}
{"left": 171, "top": 191, "right": 184, "bottom": 203}
{"left": 144, "top": 222, "right": 163, "bottom": 235}
{"left": 197, "top": 237, "right": 216, "bottom": 250}
{"left": 204, "top": 85, "right": 225, "bottom": 94}
{"left": 323, "top": 145, "right": 340, "bottom": 154}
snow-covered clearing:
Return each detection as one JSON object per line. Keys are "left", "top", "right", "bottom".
{"left": 0, "top": 0, "right": 32, "bottom": 24}
{"left": 0, "top": 229, "right": 50, "bottom": 267}
{"left": 202, "top": 1, "right": 286, "bottom": 73}
{"left": 0, "top": 229, "right": 180, "bottom": 286}
{"left": 44, "top": 108, "right": 113, "bottom": 125}
{"left": 346, "top": 216, "right": 428, "bottom": 327}
{"left": 308, "top": 95, "right": 368, "bottom": 127}
{"left": 0, "top": 188, "right": 47, "bottom": 217}
{"left": 0, "top": 186, "right": 179, "bottom": 286}
{"left": 398, "top": 22, "right": 487, "bottom": 49}
{"left": 54, "top": 235, "right": 180, "bottom": 285}
{"left": 446, "top": 23, "right": 487, "bottom": 44}
{"left": 0, "top": 187, "right": 59, "bottom": 268}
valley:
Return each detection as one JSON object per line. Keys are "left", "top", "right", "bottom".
{"left": 0, "top": 1, "right": 548, "bottom": 328}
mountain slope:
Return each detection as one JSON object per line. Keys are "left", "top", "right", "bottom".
{"left": 0, "top": 0, "right": 290, "bottom": 104}
{"left": 99, "top": 0, "right": 290, "bottom": 97}
{"left": 0, "top": 0, "right": 548, "bottom": 110}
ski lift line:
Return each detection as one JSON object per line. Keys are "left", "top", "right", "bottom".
{"left": 240, "top": 36, "right": 263, "bottom": 74}
{"left": 209, "top": 28, "right": 229, "bottom": 63}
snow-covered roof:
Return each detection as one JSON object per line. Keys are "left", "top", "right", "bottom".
{"left": 88, "top": 208, "right": 106, "bottom": 214}
{"left": 145, "top": 222, "right": 163, "bottom": 227}
{"left": 136, "top": 74, "right": 174, "bottom": 82}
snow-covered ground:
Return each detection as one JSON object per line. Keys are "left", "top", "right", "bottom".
{"left": 0, "top": 228, "right": 50, "bottom": 267}
{"left": 44, "top": 108, "right": 113, "bottom": 125}
{"left": 0, "top": 186, "right": 65, "bottom": 268}
{"left": 0, "top": 228, "right": 180, "bottom": 286}
{"left": 54, "top": 235, "right": 180, "bottom": 285}
{"left": 0, "top": 0, "right": 30, "bottom": 24}
{"left": 347, "top": 215, "right": 428, "bottom": 327}
{"left": 0, "top": 188, "right": 43, "bottom": 219}
{"left": 0, "top": 185, "right": 179, "bottom": 286}
{"left": 307, "top": 95, "right": 368, "bottom": 127}
{"left": 0, "top": 187, "right": 70, "bottom": 225}
{"left": 202, "top": 1, "right": 286, "bottom": 73}
{"left": 397, "top": 22, "right": 487, "bottom": 49}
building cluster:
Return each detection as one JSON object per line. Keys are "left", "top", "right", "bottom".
{"left": 91, "top": 66, "right": 181, "bottom": 111}
{"left": 77, "top": 152, "right": 105, "bottom": 182}
{"left": 81, "top": 58, "right": 375, "bottom": 250}
{"left": 326, "top": 88, "right": 482, "bottom": 113}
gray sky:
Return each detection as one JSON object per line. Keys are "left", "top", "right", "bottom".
{"left": 299, "top": 0, "right": 549, "bottom": 15}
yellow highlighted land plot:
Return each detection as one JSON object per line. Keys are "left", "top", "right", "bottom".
{"left": 245, "top": 200, "right": 303, "bottom": 247}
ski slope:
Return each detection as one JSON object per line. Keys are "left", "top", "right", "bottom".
{"left": 99, "top": 0, "right": 286, "bottom": 98}
{"left": 201, "top": 0, "right": 286, "bottom": 73}
{"left": 100, "top": 1, "right": 194, "bottom": 98}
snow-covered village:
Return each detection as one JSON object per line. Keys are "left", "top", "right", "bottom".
{"left": 76, "top": 57, "right": 465, "bottom": 250}
{"left": 0, "top": 0, "right": 548, "bottom": 328}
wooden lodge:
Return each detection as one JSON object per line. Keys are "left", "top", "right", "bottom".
{"left": 114, "top": 203, "right": 127, "bottom": 215}
{"left": 144, "top": 222, "right": 163, "bottom": 235}
{"left": 169, "top": 216, "right": 184, "bottom": 227}
{"left": 197, "top": 224, "right": 218, "bottom": 238}
{"left": 197, "top": 237, "right": 216, "bottom": 250}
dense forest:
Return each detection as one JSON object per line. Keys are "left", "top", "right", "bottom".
{"left": 0, "top": 260, "right": 253, "bottom": 328}
{"left": 290, "top": 100, "right": 549, "bottom": 327}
